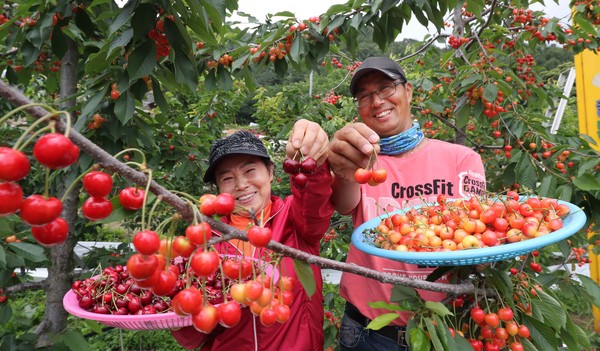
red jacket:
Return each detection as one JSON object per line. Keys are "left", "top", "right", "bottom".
{"left": 172, "top": 162, "right": 334, "bottom": 351}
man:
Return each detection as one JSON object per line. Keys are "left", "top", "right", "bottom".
{"left": 328, "top": 57, "right": 486, "bottom": 350}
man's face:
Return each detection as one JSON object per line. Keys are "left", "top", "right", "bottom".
{"left": 354, "top": 71, "right": 414, "bottom": 137}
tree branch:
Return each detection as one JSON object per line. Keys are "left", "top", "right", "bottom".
{"left": 0, "top": 79, "right": 475, "bottom": 296}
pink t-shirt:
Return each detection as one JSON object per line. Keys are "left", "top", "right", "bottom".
{"left": 339, "top": 138, "right": 486, "bottom": 325}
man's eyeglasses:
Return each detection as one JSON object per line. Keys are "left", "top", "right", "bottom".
{"left": 354, "top": 81, "right": 404, "bottom": 108}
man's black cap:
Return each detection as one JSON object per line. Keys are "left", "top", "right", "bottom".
{"left": 349, "top": 57, "right": 407, "bottom": 96}
{"left": 203, "top": 131, "right": 271, "bottom": 183}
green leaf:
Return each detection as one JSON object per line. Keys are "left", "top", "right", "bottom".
{"left": 151, "top": 78, "right": 169, "bottom": 113}
{"left": 424, "top": 301, "right": 453, "bottom": 317}
{"left": 74, "top": 10, "right": 95, "bottom": 37}
{"left": 174, "top": 48, "right": 198, "bottom": 91}
{"left": 537, "top": 175, "right": 557, "bottom": 197}
{"left": 326, "top": 4, "right": 351, "bottom": 16}
{"left": 61, "top": 329, "right": 89, "bottom": 351}
{"left": 51, "top": 26, "right": 68, "bottom": 59}
{"left": 515, "top": 155, "right": 537, "bottom": 190}
{"left": 572, "top": 174, "right": 600, "bottom": 191}
{"left": 520, "top": 338, "right": 540, "bottom": 351}
{"left": 109, "top": 3, "right": 134, "bottom": 35}
{"left": 292, "top": 259, "right": 316, "bottom": 297}
{"left": 0, "top": 302, "right": 12, "bottom": 325}
{"left": 113, "top": 90, "right": 135, "bottom": 125}
{"left": 522, "top": 314, "right": 559, "bottom": 350}
{"left": 534, "top": 289, "right": 566, "bottom": 330}
{"left": 465, "top": 0, "right": 484, "bottom": 19}
{"left": 425, "top": 318, "right": 444, "bottom": 351}
{"left": 366, "top": 313, "right": 400, "bottom": 330}
{"left": 132, "top": 4, "right": 156, "bottom": 41}
{"left": 483, "top": 82, "right": 499, "bottom": 102}
{"left": 127, "top": 40, "right": 157, "bottom": 82}
{"left": 289, "top": 33, "right": 302, "bottom": 63}
{"left": 0, "top": 246, "right": 5, "bottom": 269}
{"left": 367, "top": 301, "right": 406, "bottom": 312}
{"left": 9, "top": 242, "right": 46, "bottom": 263}
{"left": 407, "top": 325, "right": 430, "bottom": 351}
{"left": 577, "top": 274, "right": 600, "bottom": 308}
{"left": 460, "top": 74, "right": 482, "bottom": 87}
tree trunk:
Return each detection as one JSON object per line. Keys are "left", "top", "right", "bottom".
{"left": 36, "top": 37, "right": 80, "bottom": 347}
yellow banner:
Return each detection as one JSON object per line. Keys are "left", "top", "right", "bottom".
{"left": 575, "top": 49, "right": 600, "bottom": 150}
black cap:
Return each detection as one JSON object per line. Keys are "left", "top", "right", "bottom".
{"left": 203, "top": 131, "right": 271, "bottom": 183}
{"left": 349, "top": 57, "right": 407, "bottom": 96}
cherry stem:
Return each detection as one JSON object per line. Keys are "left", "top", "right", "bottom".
{"left": 140, "top": 169, "right": 154, "bottom": 230}
{"left": 13, "top": 113, "right": 58, "bottom": 150}
{"left": 0, "top": 103, "right": 55, "bottom": 128}
{"left": 217, "top": 257, "right": 228, "bottom": 303}
{"left": 372, "top": 147, "right": 379, "bottom": 170}
{"left": 113, "top": 148, "right": 147, "bottom": 165}
{"left": 145, "top": 193, "right": 163, "bottom": 233}
{"left": 43, "top": 168, "right": 50, "bottom": 198}
{"left": 17, "top": 125, "right": 51, "bottom": 151}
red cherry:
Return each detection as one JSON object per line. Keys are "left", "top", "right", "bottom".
{"left": 30, "top": 217, "right": 68, "bottom": 247}
{"left": 185, "top": 222, "right": 212, "bottom": 246}
{"left": 282, "top": 158, "right": 300, "bottom": 174}
{"left": 299, "top": 157, "right": 317, "bottom": 174}
{"left": 192, "top": 304, "right": 219, "bottom": 334}
{"left": 354, "top": 168, "right": 371, "bottom": 184}
{"left": 497, "top": 307, "right": 514, "bottom": 322}
{"left": 247, "top": 226, "right": 272, "bottom": 247}
{"left": 199, "top": 194, "right": 217, "bottom": 216}
{"left": 132, "top": 230, "right": 160, "bottom": 255}
{"left": 82, "top": 171, "right": 113, "bottom": 197}
{"left": 370, "top": 168, "right": 387, "bottom": 184}
{"left": 33, "top": 133, "right": 80, "bottom": 169}
{"left": 110, "top": 89, "right": 120, "bottom": 100}
{"left": 292, "top": 172, "right": 308, "bottom": 189}
{"left": 274, "top": 304, "right": 291, "bottom": 323}
{"left": 119, "top": 187, "right": 145, "bottom": 210}
{"left": 222, "top": 258, "right": 242, "bottom": 280}
{"left": 0, "top": 147, "right": 30, "bottom": 181}
{"left": 214, "top": 193, "right": 235, "bottom": 215}
{"left": 20, "top": 194, "right": 63, "bottom": 226}
{"left": 172, "top": 235, "right": 196, "bottom": 258}
{"left": 259, "top": 307, "right": 277, "bottom": 327}
{"left": 151, "top": 270, "right": 178, "bottom": 296}
{"left": 0, "top": 182, "right": 23, "bottom": 216}
{"left": 190, "top": 250, "right": 220, "bottom": 276}
{"left": 470, "top": 307, "right": 486, "bottom": 323}
{"left": 217, "top": 301, "right": 242, "bottom": 327}
{"left": 81, "top": 197, "right": 113, "bottom": 221}
{"left": 174, "top": 287, "right": 203, "bottom": 316}
{"left": 126, "top": 253, "right": 159, "bottom": 280}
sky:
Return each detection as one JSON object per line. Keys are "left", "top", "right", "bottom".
{"left": 234, "top": 0, "right": 573, "bottom": 41}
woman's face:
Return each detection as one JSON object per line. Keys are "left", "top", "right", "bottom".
{"left": 215, "top": 154, "right": 273, "bottom": 216}
{"left": 355, "top": 71, "right": 414, "bottom": 137}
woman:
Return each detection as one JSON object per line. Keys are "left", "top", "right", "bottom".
{"left": 172, "top": 119, "right": 334, "bottom": 351}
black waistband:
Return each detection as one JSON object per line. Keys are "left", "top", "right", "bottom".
{"left": 345, "top": 302, "right": 407, "bottom": 346}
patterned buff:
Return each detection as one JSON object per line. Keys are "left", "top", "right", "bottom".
{"left": 378, "top": 121, "right": 424, "bottom": 156}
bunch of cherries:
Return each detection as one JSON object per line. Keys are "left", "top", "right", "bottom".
{"left": 0, "top": 132, "right": 79, "bottom": 247}
{"left": 282, "top": 155, "right": 317, "bottom": 189}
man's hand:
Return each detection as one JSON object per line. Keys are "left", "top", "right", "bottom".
{"left": 328, "top": 122, "right": 380, "bottom": 182}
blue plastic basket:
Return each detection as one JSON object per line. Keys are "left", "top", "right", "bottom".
{"left": 351, "top": 200, "right": 587, "bottom": 266}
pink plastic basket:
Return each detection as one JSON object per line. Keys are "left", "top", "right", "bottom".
{"left": 63, "top": 287, "right": 192, "bottom": 330}
{"left": 63, "top": 255, "right": 279, "bottom": 330}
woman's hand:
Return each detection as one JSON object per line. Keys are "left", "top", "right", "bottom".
{"left": 286, "top": 119, "right": 330, "bottom": 166}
